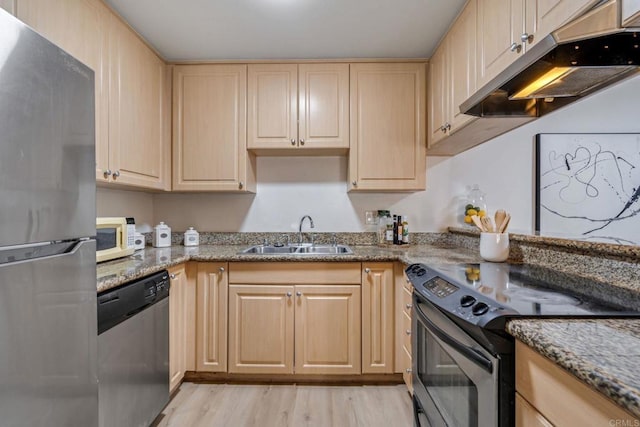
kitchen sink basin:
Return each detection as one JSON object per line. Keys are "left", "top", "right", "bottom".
{"left": 240, "top": 244, "right": 353, "bottom": 255}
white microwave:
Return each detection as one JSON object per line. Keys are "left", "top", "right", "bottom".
{"left": 96, "top": 217, "right": 135, "bottom": 262}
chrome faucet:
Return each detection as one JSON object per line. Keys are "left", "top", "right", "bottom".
{"left": 298, "top": 215, "right": 315, "bottom": 245}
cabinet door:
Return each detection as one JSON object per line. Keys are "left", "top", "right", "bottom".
{"left": 349, "top": 63, "right": 426, "bottom": 191}
{"left": 16, "top": 0, "right": 109, "bottom": 182}
{"left": 516, "top": 393, "right": 553, "bottom": 427}
{"left": 623, "top": 0, "right": 640, "bottom": 26}
{"left": 449, "top": 0, "right": 477, "bottom": 133}
{"left": 477, "top": 0, "right": 525, "bottom": 87}
{"left": 196, "top": 263, "right": 228, "bottom": 372}
{"left": 362, "top": 263, "right": 394, "bottom": 374}
{"left": 108, "top": 13, "right": 168, "bottom": 190}
{"left": 172, "top": 64, "right": 254, "bottom": 192}
{"left": 1, "top": 0, "right": 15, "bottom": 14}
{"left": 298, "top": 63, "right": 349, "bottom": 150}
{"left": 294, "top": 285, "right": 361, "bottom": 375}
{"left": 428, "top": 43, "right": 449, "bottom": 148}
{"left": 528, "top": 0, "right": 598, "bottom": 48}
{"left": 228, "top": 284, "right": 294, "bottom": 374}
{"left": 247, "top": 64, "right": 297, "bottom": 149}
{"left": 168, "top": 263, "right": 196, "bottom": 393}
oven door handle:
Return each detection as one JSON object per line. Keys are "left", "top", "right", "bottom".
{"left": 416, "top": 303, "right": 493, "bottom": 374}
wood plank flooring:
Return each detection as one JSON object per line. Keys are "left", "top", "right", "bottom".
{"left": 153, "top": 383, "right": 413, "bottom": 427}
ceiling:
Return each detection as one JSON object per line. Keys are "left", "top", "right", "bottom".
{"left": 104, "top": 0, "right": 467, "bottom": 61}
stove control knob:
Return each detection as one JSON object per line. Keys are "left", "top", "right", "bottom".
{"left": 416, "top": 268, "right": 426, "bottom": 276}
{"left": 472, "top": 302, "right": 490, "bottom": 316}
{"left": 460, "top": 295, "right": 476, "bottom": 307}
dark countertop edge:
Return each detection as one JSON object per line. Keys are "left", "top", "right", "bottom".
{"left": 506, "top": 319, "right": 640, "bottom": 419}
{"left": 448, "top": 227, "right": 640, "bottom": 261}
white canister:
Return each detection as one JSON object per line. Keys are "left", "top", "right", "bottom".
{"left": 153, "top": 222, "right": 172, "bottom": 248}
{"left": 183, "top": 227, "right": 199, "bottom": 246}
{"left": 479, "top": 232, "right": 509, "bottom": 262}
{"left": 133, "top": 232, "right": 145, "bottom": 250}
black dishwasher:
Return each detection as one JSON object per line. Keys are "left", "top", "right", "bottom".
{"left": 97, "top": 270, "right": 170, "bottom": 427}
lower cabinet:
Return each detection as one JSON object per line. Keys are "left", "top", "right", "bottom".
{"left": 395, "top": 264, "right": 414, "bottom": 392}
{"left": 168, "top": 263, "right": 196, "bottom": 393}
{"left": 362, "top": 263, "right": 394, "bottom": 374}
{"left": 227, "top": 262, "right": 362, "bottom": 375}
{"left": 195, "top": 262, "right": 228, "bottom": 372}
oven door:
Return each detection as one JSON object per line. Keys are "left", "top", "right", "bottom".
{"left": 412, "top": 293, "right": 499, "bottom": 427}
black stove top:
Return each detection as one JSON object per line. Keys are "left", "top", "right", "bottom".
{"left": 406, "top": 263, "right": 639, "bottom": 330}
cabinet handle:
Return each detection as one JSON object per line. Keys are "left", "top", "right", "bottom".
{"left": 364, "top": 268, "right": 371, "bottom": 274}
{"left": 219, "top": 267, "right": 225, "bottom": 273}
{"left": 405, "top": 368, "right": 412, "bottom": 373}
{"left": 510, "top": 42, "right": 522, "bottom": 53}
{"left": 405, "top": 278, "right": 410, "bottom": 283}
{"left": 296, "top": 291, "right": 302, "bottom": 297}
{"left": 440, "top": 125, "right": 446, "bottom": 133}
{"left": 169, "top": 273, "right": 176, "bottom": 279}
{"left": 352, "top": 181, "right": 357, "bottom": 187}
{"left": 445, "top": 123, "right": 451, "bottom": 131}
{"left": 286, "top": 292, "right": 292, "bottom": 297}
{"left": 299, "top": 138, "right": 305, "bottom": 146}
{"left": 103, "top": 169, "right": 112, "bottom": 178}
{"left": 112, "top": 170, "right": 120, "bottom": 178}
{"left": 406, "top": 303, "right": 412, "bottom": 309}
{"left": 406, "top": 329, "right": 411, "bottom": 335}
{"left": 238, "top": 181, "right": 244, "bottom": 190}
{"left": 291, "top": 139, "right": 296, "bottom": 146}
{"left": 521, "top": 33, "right": 533, "bottom": 44}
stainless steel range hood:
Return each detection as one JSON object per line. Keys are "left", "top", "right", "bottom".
{"left": 461, "top": 0, "right": 640, "bottom": 118}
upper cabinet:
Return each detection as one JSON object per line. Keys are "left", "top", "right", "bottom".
{"left": 107, "top": 13, "right": 170, "bottom": 190}
{"left": 349, "top": 63, "right": 426, "bottom": 191}
{"left": 172, "top": 64, "right": 256, "bottom": 192}
{"left": 1, "top": 0, "right": 15, "bottom": 14}
{"left": 247, "top": 63, "right": 349, "bottom": 153}
{"left": 16, "top": 0, "right": 109, "bottom": 183}
{"left": 477, "top": 0, "right": 598, "bottom": 87}
{"left": 622, "top": 0, "right": 640, "bottom": 26}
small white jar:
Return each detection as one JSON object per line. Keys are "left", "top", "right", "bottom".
{"left": 133, "top": 232, "right": 145, "bottom": 250}
{"left": 183, "top": 227, "right": 199, "bottom": 246}
{"left": 153, "top": 222, "right": 172, "bottom": 248}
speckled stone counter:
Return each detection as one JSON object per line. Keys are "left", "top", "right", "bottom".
{"left": 507, "top": 319, "right": 640, "bottom": 418}
{"left": 97, "top": 243, "right": 480, "bottom": 293}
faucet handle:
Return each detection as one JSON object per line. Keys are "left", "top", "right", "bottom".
{"left": 262, "top": 238, "right": 269, "bottom": 246}
{"left": 310, "top": 233, "right": 317, "bottom": 245}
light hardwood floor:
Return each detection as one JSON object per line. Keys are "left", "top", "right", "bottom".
{"left": 154, "top": 383, "right": 413, "bottom": 427}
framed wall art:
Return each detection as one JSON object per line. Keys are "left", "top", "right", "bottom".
{"left": 535, "top": 133, "right": 640, "bottom": 245}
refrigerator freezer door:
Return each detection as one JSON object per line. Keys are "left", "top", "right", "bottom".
{"left": 0, "top": 239, "right": 98, "bottom": 426}
{"left": 0, "top": 10, "right": 95, "bottom": 246}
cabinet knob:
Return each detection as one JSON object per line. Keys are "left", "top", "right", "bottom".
{"left": 352, "top": 181, "right": 357, "bottom": 187}
{"left": 406, "top": 303, "right": 412, "bottom": 309}
{"left": 510, "top": 42, "right": 522, "bottom": 53}
{"left": 169, "top": 273, "right": 176, "bottom": 279}
{"left": 299, "top": 138, "right": 305, "bottom": 146}
{"left": 445, "top": 123, "right": 451, "bottom": 131}
{"left": 291, "top": 139, "right": 296, "bottom": 146}
{"left": 521, "top": 33, "right": 533, "bottom": 44}
{"left": 364, "top": 268, "right": 371, "bottom": 274}
{"left": 238, "top": 181, "right": 244, "bottom": 189}
{"left": 286, "top": 292, "right": 292, "bottom": 297}
{"left": 405, "top": 368, "right": 412, "bottom": 373}
{"left": 103, "top": 169, "right": 112, "bottom": 178}
{"left": 219, "top": 267, "right": 225, "bottom": 273}
{"left": 296, "top": 291, "right": 302, "bottom": 297}
{"left": 112, "top": 170, "right": 120, "bottom": 178}
{"left": 406, "top": 329, "right": 411, "bottom": 335}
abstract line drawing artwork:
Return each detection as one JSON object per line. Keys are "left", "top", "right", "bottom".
{"left": 536, "top": 134, "right": 640, "bottom": 245}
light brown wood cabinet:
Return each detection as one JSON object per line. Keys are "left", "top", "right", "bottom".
{"left": 227, "top": 262, "right": 361, "bottom": 375}
{"left": 16, "top": 0, "right": 110, "bottom": 182}
{"left": 107, "top": 12, "right": 170, "bottom": 190}
{"left": 247, "top": 63, "right": 349, "bottom": 153}
{"left": 362, "top": 263, "right": 394, "bottom": 374}
{"left": 1, "top": 0, "right": 15, "bottom": 14}
{"left": 395, "top": 266, "right": 413, "bottom": 393}
{"left": 515, "top": 340, "right": 639, "bottom": 426}
{"left": 195, "top": 263, "right": 228, "bottom": 372}
{"left": 168, "top": 263, "right": 196, "bottom": 393}
{"left": 172, "top": 64, "right": 256, "bottom": 192}
{"left": 349, "top": 63, "right": 426, "bottom": 191}
{"left": 477, "top": 0, "right": 597, "bottom": 87}
{"left": 623, "top": 0, "right": 640, "bottom": 26}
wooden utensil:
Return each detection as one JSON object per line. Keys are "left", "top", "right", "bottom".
{"left": 481, "top": 216, "right": 494, "bottom": 232}
{"left": 498, "top": 213, "right": 511, "bottom": 233}
{"left": 470, "top": 215, "right": 485, "bottom": 231}
{"left": 494, "top": 210, "right": 506, "bottom": 233}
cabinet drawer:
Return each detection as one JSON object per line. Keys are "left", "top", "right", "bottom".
{"left": 401, "top": 346, "right": 413, "bottom": 394}
{"left": 402, "top": 286, "right": 412, "bottom": 317}
{"left": 402, "top": 311, "right": 412, "bottom": 352}
{"left": 229, "top": 262, "right": 361, "bottom": 284}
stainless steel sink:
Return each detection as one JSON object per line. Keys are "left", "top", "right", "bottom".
{"left": 240, "top": 244, "right": 353, "bottom": 255}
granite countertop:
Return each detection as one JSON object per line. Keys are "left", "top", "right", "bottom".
{"left": 508, "top": 319, "right": 640, "bottom": 418}
{"left": 96, "top": 243, "right": 481, "bottom": 293}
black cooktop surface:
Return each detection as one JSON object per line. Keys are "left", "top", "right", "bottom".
{"left": 406, "top": 263, "right": 639, "bottom": 329}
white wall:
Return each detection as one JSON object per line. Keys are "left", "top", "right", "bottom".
{"left": 96, "top": 74, "right": 640, "bottom": 233}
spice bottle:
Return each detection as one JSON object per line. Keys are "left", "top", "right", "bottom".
{"left": 392, "top": 215, "right": 398, "bottom": 244}
{"left": 396, "top": 214, "right": 403, "bottom": 245}
{"left": 402, "top": 216, "right": 409, "bottom": 244}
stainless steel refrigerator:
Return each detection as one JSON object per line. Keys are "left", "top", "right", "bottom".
{"left": 0, "top": 9, "right": 98, "bottom": 426}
